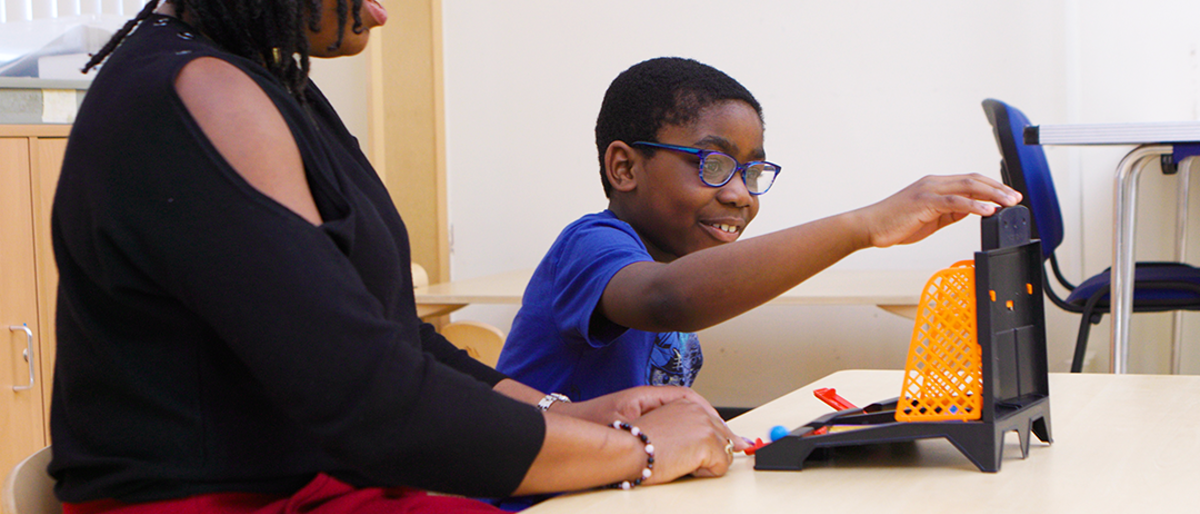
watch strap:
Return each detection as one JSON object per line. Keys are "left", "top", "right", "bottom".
{"left": 537, "top": 392, "right": 571, "bottom": 411}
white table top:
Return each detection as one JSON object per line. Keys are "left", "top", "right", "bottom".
{"left": 1027, "top": 121, "right": 1200, "bottom": 145}
{"left": 526, "top": 369, "right": 1200, "bottom": 514}
{"left": 414, "top": 268, "right": 937, "bottom": 308}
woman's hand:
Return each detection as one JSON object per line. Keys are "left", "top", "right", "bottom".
{"left": 493, "top": 379, "right": 747, "bottom": 451}
{"left": 630, "top": 398, "right": 739, "bottom": 483}
{"left": 556, "top": 385, "right": 750, "bottom": 451}
{"left": 514, "top": 396, "right": 739, "bottom": 495}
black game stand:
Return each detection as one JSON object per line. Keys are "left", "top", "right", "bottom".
{"left": 754, "top": 206, "right": 1053, "bottom": 473}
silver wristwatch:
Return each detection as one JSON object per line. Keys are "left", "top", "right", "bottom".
{"left": 537, "top": 392, "right": 571, "bottom": 411}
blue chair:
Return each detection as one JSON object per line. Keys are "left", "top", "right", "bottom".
{"left": 982, "top": 99, "right": 1200, "bottom": 372}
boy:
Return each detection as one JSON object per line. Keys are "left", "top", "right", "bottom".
{"left": 496, "top": 57, "right": 1019, "bottom": 403}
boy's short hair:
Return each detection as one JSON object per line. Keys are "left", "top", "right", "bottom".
{"left": 595, "top": 57, "right": 763, "bottom": 198}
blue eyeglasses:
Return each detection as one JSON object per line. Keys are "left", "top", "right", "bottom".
{"left": 632, "top": 141, "right": 781, "bottom": 195}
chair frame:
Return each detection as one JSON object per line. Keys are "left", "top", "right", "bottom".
{"left": 983, "top": 98, "right": 1200, "bottom": 372}
{"left": 2, "top": 446, "right": 60, "bottom": 514}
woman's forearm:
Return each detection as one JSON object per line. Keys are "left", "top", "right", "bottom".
{"left": 512, "top": 413, "right": 648, "bottom": 495}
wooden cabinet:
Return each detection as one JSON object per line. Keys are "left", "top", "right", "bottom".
{"left": 1, "top": 125, "right": 68, "bottom": 474}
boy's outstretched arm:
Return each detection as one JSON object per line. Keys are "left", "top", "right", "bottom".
{"left": 855, "top": 173, "right": 1023, "bottom": 248}
{"left": 599, "top": 173, "right": 1021, "bottom": 333}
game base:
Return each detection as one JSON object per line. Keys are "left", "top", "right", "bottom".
{"left": 753, "top": 396, "right": 1051, "bottom": 472}
{"left": 755, "top": 207, "right": 1053, "bottom": 473}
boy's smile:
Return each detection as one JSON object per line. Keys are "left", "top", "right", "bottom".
{"left": 620, "top": 100, "right": 765, "bottom": 261}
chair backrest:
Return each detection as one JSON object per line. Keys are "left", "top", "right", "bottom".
{"left": 2, "top": 446, "right": 61, "bottom": 514}
{"left": 411, "top": 262, "right": 429, "bottom": 289}
{"left": 441, "top": 321, "right": 505, "bottom": 368}
{"left": 982, "top": 98, "right": 1064, "bottom": 261}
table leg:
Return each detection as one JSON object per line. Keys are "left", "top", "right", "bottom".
{"left": 1111, "top": 144, "right": 1172, "bottom": 374}
{"left": 1171, "top": 157, "right": 1195, "bottom": 374}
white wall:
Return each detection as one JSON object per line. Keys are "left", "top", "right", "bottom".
{"left": 310, "top": 52, "right": 371, "bottom": 159}
{"left": 432, "top": 0, "right": 1200, "bottom": 406}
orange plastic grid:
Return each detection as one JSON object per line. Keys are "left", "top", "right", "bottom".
{"left": 895, "top": 260, "right": 982, "bottom": 422}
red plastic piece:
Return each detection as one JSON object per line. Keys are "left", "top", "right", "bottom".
{"left": 813, "top": 387, "right": 859, "bottom": 411}
{"left": 743, "top": 438, "right": 768, "bottom": 455}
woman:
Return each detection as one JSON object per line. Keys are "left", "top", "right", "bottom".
{"left": 49, "top": 1, "right": 742, "bottom": 512}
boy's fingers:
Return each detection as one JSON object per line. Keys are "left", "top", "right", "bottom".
{"left": 928, "top": 174, "right": 1020, "bottom": 206}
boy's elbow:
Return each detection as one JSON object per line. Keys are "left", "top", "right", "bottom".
{"left": 637, "top": 284, "right": 708, "bottom": 333}
{"left": 606, "top": 264, "right": 711, "bottom": 332}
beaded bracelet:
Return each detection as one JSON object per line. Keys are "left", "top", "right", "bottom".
{"left": 605, "top": 421, "right": 655, "bottom": 490}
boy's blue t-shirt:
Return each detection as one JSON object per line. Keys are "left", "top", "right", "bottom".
{"left": 497, "top": 210, "right": 703, "bottom": 401}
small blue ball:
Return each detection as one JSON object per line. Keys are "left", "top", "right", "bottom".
{"left": 769, "top": 425, "right": 789, "bottom": 442}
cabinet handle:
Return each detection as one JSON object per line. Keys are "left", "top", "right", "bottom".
{"left": 9, "top": 325, "right": 35, "bottom": 391}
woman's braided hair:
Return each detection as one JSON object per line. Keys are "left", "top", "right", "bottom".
{"left": 83, "top": 0, "right": 364, "bottom": 99}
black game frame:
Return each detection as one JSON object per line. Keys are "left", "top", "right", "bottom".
{"left": 754, "top": 206, "right": 1053, "bottom": 473}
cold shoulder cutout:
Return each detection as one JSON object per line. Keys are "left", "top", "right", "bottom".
{"left": 175, "top": 57, "right": 322, "bottom": 225}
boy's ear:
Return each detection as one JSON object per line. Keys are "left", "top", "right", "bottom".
{"left": 604, "top": 141, "right": 639, "bottom": 193}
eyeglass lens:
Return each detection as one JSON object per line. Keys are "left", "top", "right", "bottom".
{"left": 701, "top": 154, "right": 779, "bottom": 194}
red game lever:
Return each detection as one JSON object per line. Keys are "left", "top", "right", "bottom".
{"left": 813, "top": 387, "right": 860, "bottom": 411}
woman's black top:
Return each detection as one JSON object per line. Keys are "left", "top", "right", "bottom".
{"left": 49, "top": 14, "right": 543, "bottom": 503}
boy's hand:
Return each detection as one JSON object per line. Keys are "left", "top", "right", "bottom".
{"left": 557, "top": 385, "right": 750, "bottom": 451}
{"left": 858, "top": 173, "right": 1021, "bottom": 248}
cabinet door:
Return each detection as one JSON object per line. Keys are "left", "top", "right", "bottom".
{"left": 1, "top": 137, "right": 48, "bottom": 473}
{"left": 31, "top": 137, "right": 67, "bottom": 437}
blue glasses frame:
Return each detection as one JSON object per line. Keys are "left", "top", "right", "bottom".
{"left": 631, "top": 141, "right": 781, "bottom": 195}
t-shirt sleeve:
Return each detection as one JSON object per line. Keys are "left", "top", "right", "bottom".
{"left": 548, "top": 218, "right": 652, "bottom": 348}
